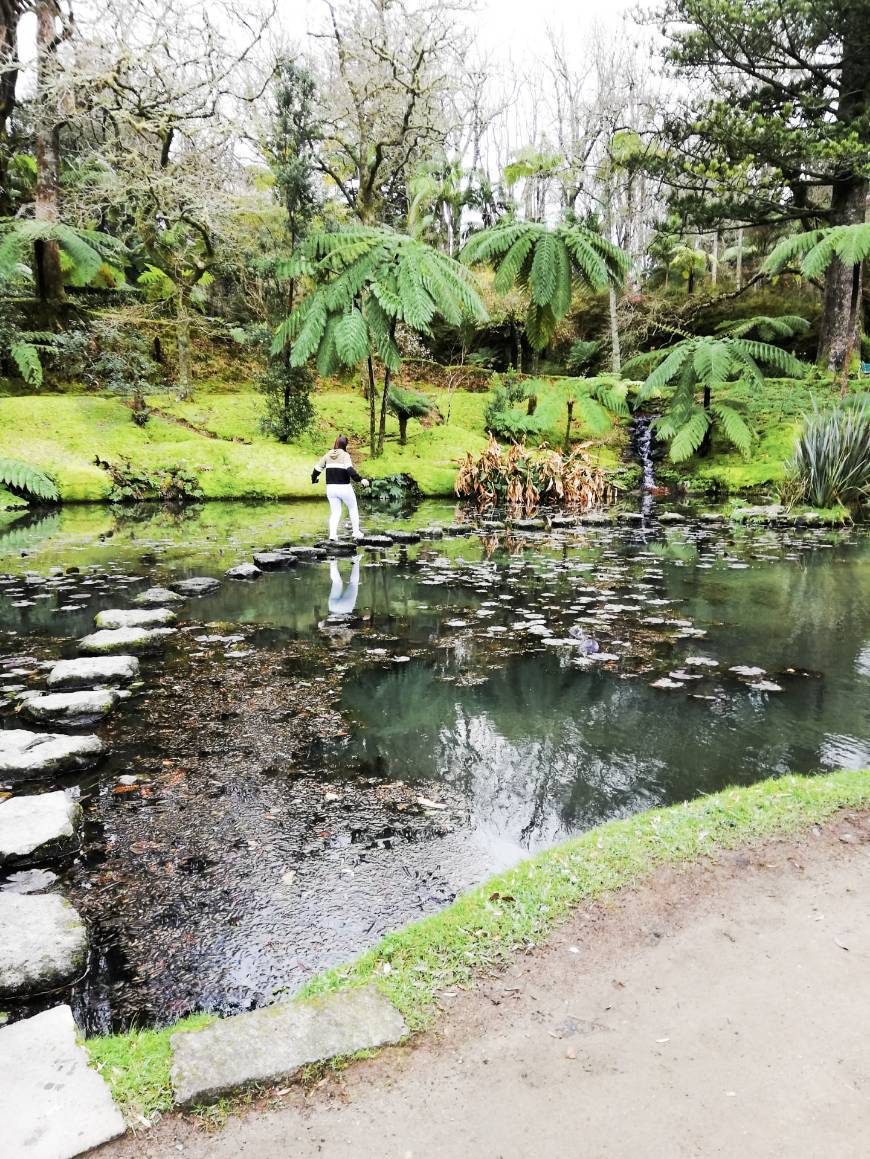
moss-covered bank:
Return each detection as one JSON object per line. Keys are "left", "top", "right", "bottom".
{"left": 86, "top": 767, "right": 870, "bottom": 1122}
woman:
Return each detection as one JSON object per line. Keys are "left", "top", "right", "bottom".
{"left": 311, "top": 435, "right": 370, "bottom": 540}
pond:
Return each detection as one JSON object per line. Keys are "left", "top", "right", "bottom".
{"left": 1, "top": 499, "right": 868, "bottom": 1032}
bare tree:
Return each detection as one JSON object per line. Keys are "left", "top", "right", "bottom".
{"left": 311, "top": 0, "right": 471, "bottom": 224}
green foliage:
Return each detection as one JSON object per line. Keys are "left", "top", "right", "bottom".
{"left": 267, "top": 57, "right": 320, "bottom": 244}
{"left": 257, "top": 361, "right": 315, "bottom": 442}
{"left": 363, "top": 472, "right": 423, "bottom": 508}
{"left": 461, "top": 220, "right": 628, "bottom": 351}
{"left": 94, "top": 456, "right": 203, "bottom": 504}
{"left": 781, "top": 397, "right": 870, "bottom": 510}
{"left": 0, "top": 301, "right": 62, "bottom": 387}
{"left": 765, "top": 224, "right": 870, "bottom": 280}
{"left": 565, "top": 339, "right": 600, "bottom": 375}
{"left": 387, "top": 386, "right": 439, "bottom": 444}
{"left": 87, "top": 324, "right": 159, "bottom": 426}
{"left": 0, "top": 457, "right": 59, "bottom": 502}
{"left": 0, "top": 219, "right": 127, "bottom": 289}
{"left": 275, "top": 226, "right": 487, "bottom": 374}
{"left": 484, "top": 373, "right": 544, "bottom": 440}
{"left": 637, "top": 324, "right": 806, "bottom": 461}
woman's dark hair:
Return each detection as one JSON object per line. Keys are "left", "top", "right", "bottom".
{"left": 334, "top": 435, "right": 348, "bottom": 450}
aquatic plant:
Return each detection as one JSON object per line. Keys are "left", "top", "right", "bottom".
{"left": 455, "top": 435, "right": 614, "bottom": 512}
{"left": 780, "top": 397, "right": 870, "bottom": 510}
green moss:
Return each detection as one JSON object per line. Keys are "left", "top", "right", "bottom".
{"left": 85, "top": 1013, "right": 215, "bottom": 1122}
{"left": 84, "top": 768, "right": 870, "bottom": 1121}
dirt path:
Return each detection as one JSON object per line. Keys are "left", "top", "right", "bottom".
{"left": 97, "top": 813, "right": 870, "bottom": 1159}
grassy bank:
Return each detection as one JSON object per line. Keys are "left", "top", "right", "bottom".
{"left": 2, "top": 370, "right": 853, "bottom": 504}
{"left": 86, "top": 767, "right": 870, "bottom": 1122}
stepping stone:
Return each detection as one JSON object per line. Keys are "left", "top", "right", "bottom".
{"left": 226, "top": 562, "right": 262, "bottom": 579}
{"left": 418, "top": 527, "right": 444, "bottom": 539}
{"left": 0, "top": 894, "right": 88, "bottom": 997}
{"left": 172, "top": 576, "right": 221, "bottom": 596}
{"left": 134, "top": 585, "right": 184, "bottom": 606}
{"left": 78, "top": 626, "right": 176, "bottom": 654}
{"left": 577, "top": 512, "right": 611, "bottom": 524}
{"left": 314, "top": 540, "right": 358, "bottom": 555}
{"left": 22, "top": 689, "right": 119, "bottom": 725}
{"left": 658, "top": 511, "right": 686, "bottom": 523}
{"left": 650, "top": 677, "right": 685, "bottom": 690}
{"left": 171, "top": 986, "right": 407, "bottom": 1107}
{"left": 388, "top": 531, "right": 422, "bottom": 544}
{"left": 1, "top": 867, "right": 58, "bottom": 894}
{"left": 445, "top": 524, "right": 473, "bottom": 536}
{"left": 0, "top": 1005, "right": 125, "bottom": 1156}
{"left": 729, "top": 665, "right": 766, "bottom": 678}
{"left": 285, "top": 546, "right": 328, "bottom": 561}
{"left": 507, "top": 518, "right": 546, "bottom": 530}
{"left": 94, "top": 607, "right": 176, "bottom": 629}
{"left": 549, "top": 515, "right": 577, "bottom": 527}
{"left": 0, "top": 730, "right": 104, "bottom": 778}
{"left": 356, "top": 535, "right": 393, "bottom": 548}
{"left": 46, "top": 655, "right": 140, "bottom": 690}
{"left": 252, "top": 551, "right": 298, "bottom": 570}
{"left": 0, "top": 790, "right": 81, "bottom": 867}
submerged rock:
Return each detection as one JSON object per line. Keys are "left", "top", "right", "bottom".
{"left": 0, "top": 1006, "right": 125, "bottom": 1156}
{"left": 47, "top": 655, "right": 140, "bottom": 689}
{"left": 226, "top": 562, "right": 262, "bottom": 579}
{"left": 172, "top": 576, "right": 221, "bottom": 596}
{"left": 94, "top": 607, "right": 176, "bottom": 630}
{"left": 0, "top": 894, "right": 88, "bottom": 997}
{"left": 0, "top": 790, "right": 81, "bottom": 867}
{"left": 134, "top": 586, "right": 185, "bottom": 606}
{"left": 0, "top": 730, "right": 104, "bottom": 778}
{"left": 78, "top": 626, "right": 176, "bottom": 654}
{"left": 22, "top": 689, "right": 119, "bottom": 725}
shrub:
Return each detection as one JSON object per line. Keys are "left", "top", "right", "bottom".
{"left": 456, "top": 435, "right": 615, "bottom": 512}
{"left": 484, "top": 372, "right": 546, "bottom": 441}
{"left": 257, "top": 361, "right": 315, "bottom": 443}
{"left": 94, "top": 457, "right": 204, "bottom": 504}
{"left": 363, "top": 473, "right": 422, "bottom": 508}
{"left": 87, "top": 323, "right": 160, "bottom": 425}
{"left": 780, "top": 397, "right": 870, "bottom": 510}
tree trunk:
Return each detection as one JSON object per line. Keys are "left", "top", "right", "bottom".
{"left": 608, "top": 286, "right": 621, "bottom": 374}
{"left": 839, "top": 263, "right": 862, "bottom": 397}
{"left": 34, "top": 0, "right": 64, "bottom": 306}
{"left": 0, "top": 1, "right": 22, "bottom": 217}
{"left": 699, "top": 383, "right": 712, "bottom": 457}
{"left": 710, "top": 230, "right": 719, "bottom": 286}
{"left": 735, "top": 227, "right": 744, "bottom": 290}
{"left": 176, "top": 288, "right": 192, "bottom": 400}
{"left": 563, "top": 399, "right": 574, "bottom": 453}
{"left": 376, "top": 366, "right": 392, "bottom": 456}
{"left": 398, "top": 414, "right": 408, "bottom": 445}
{"left": 367, "top": 356, "right": 377, "bottom": 456}
{"left": 818, "top": 178, "right": 868, "bottom": 370}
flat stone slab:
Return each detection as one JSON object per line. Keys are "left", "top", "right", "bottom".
{"left": 0, "top": 730, "right": 104, "bottom": 778}
{"left": 171, "top": 986, "right": 407, "bottom": 1107}
{"left": 226, "top": 562, "right": 262, "bottom": 579}
{"left": 171, "top": 576, "right": 221, "bottom": 596}
{"left": 22, "top": 689, "right": 119, "bottom": 725}
{"left": 0, "top": 1005, "right": 125, "bottom": 1157}
{"left": 356, "top": 535, "right": 393, "bottom": 548}
{"left": 78, "top": 626, "right": 176, "bottom": 654}
{"left": 94, "top": 607, "right": 176, "bottom": 630}
{"left": 134, "top": 586, "right": 185, "bottom": 606}
{"left": 47, "top": 655, "right": 140, "bottom": 689}
{"left": 0, "top": 894, "right": 88, "bottom": 997}
{"left": 0, "top": 791, "right": 81, "bottom": 867}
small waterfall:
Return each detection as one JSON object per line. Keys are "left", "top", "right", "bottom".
{"left": 632, "top": 415, "right": 657, "bottom": 492}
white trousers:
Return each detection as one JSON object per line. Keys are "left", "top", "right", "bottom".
{"left": 326, "top": 483, "right": 360, "bottom": 539}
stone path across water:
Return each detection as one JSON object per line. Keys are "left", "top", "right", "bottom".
{"left": 0, "top": 893, "right": 88, "bottom": 997}
{"left": 0, "top": 789, "right": 81, "bottom": 866}
{"left": 0, "top": 1004, "right": 125, "bottom": 1159}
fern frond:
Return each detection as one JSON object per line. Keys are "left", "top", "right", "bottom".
{"left": 334, "top": 308, "right": 369, "bottom": 367}
{"left": 711, "top": 402, "right": 752, "bottom": 458}
{"left": 669, "top": 407, "right": 710, "bottom": 462}
{"left": 0, "top": 457, "right": 59, "bottom": 501}
{"left": 10, "top": 342, "right": 44, "bottom": 387}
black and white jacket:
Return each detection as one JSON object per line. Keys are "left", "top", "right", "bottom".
{"left": 311, "top": 448, "right": 363, "bottom": 485}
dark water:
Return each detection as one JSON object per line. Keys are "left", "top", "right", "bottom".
{"left": 1, "top": 500, "right": 868, "bottom": 1029}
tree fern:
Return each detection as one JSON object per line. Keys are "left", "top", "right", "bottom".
{"left": 639, "top": 331, "right": 806, "bottom": 461}
{"left": 0, "top": 457, "right": 59, "bottom": 502}
{"left": 0, "top": 219, "right": 127, "bottom": 290}
{"left": 461, "top": 220, "right": 628, "bottom": 351}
